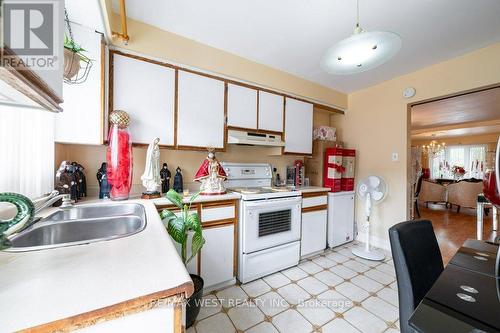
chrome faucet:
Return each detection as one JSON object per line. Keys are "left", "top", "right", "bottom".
{"left": 32, "top": 190, "right": 74, "bottom": 215}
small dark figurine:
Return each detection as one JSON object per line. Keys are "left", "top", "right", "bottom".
{"left": 55, "top": 161, "right": 71, "bottom": 196}
{"left": 63, "top": 163, "right": 78, "bottom": 201}
{"left": 77, "top": 163, "right": 87, "bottom": 197}
{"left": 97, "top": 162, "right": 111, "bottom": 199}
{"left": 173, "top": 166, "right": 183, "bottom": 193}
{"left": 160, "top": 163, "right": 171, "bottom": 194}
{"left": 71, "top": 162, "right": 84, "bottom": 199}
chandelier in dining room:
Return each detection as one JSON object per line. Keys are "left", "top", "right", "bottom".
{"left": 422, "top": 140, "right": 446, "bottom": 156}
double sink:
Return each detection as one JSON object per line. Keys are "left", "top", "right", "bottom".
{"left": 5, "top": 203, "right": 147, "bottom": 252}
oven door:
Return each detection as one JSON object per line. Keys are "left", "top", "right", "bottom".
{"left": 241, "top": 196, "right": 302, "bottom": 254}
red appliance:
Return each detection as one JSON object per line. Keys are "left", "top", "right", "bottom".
{"left": 341, "top": 149, "right": 356, "bottom": 191}
{"left": 483, "top": 136, "right": 500, "bottom": 208}
{"left": 324, "top": 148, "right": 344, "bottom": 192}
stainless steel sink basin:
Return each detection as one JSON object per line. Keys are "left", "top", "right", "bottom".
{"left": 4, "top": 203, "right": 146, "bottom": 252}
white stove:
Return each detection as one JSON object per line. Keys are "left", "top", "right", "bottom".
{"left": 221, "top": 163, "right": 302, "bottom": 283}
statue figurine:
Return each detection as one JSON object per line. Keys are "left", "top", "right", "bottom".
{"left": 141, "top": 137, "right": 161, "bottom": 199}
{"left": 71, "top": 162, "right": 83, "bottom": 199}
{"left": 66, "top": 163, "right": 78, "bottom": 201}
{"left": 97, "top": 162, "right": 111, "bottom": 199}
{"left": 173, "top": 167, "right": 183, "bottom": 193}
{"left": 194, "top": 150, "right": 227, "bottom": 195}
{"left": 55, "top": 161, "right": 71, "bottom": 196}
{"left": 77, "top": 163, "right": 87, "bottom": 197}
{"left": 160, "top": 163, "right": 171, "bottom": 194}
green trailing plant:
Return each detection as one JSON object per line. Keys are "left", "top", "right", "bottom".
{"left": 64, "top": 35, "right": 91, "bottom": 63}
{"left": 160, "top": 189, "right": 205, "bottom": 265}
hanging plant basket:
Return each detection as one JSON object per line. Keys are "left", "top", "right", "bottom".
{"left": 63, "top": 47, "right": 92, "bottom": 84}
{"left": 63, "top": 8, "right": 93, "bottom": 84}
{"left": 63, "top": 48, "right": 81, "bottom": 80}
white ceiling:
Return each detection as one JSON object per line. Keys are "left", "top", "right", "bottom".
{"left": 113, "top": 0, "right": 500, "bottom": 93}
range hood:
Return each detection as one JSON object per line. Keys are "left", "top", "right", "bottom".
{"left": 227, "top": 129, "right": 285, "bottom": 147}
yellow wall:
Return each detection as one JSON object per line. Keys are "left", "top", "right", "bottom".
{"left": 107, "top": 12, "right": 347, "bottom": 109}
{"left": 336, "top": 42, "right": 500, "bottom": 248}
{"left": 412, "top": 133, "right": 500, "bottom": 147}
{"left": 413, "top": 133, "right": 499, "bottom": 169}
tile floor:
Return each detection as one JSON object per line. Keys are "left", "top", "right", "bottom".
{"left": 189, "top": 242, "right": 400, "bottom": 333}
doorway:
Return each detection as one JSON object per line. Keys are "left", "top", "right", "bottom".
{"left": 408, "top": 85, "right": 500, "bottom": 263}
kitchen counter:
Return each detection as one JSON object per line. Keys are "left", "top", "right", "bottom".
{"left": 296, "top": 186, "right": 331, "bottom": 193}
{"left": 152, "top": 192, "right": 241, "bottom": 206}
{"left": 0, "top": 199, "right": 193, "bottom": 332}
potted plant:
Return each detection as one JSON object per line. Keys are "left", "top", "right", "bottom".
{"left": 63, "top": 35, "right": 91, "bottom": 81}
{"left": 160, "top": 189, "right": 205, "bottom": 328}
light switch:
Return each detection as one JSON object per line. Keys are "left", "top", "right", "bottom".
{"left": 392, "top": 153, "right": 399, "bottom": 161}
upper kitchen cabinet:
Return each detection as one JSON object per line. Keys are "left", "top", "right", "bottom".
{"left": 111, "top": 52, "right": 176, "bottom": 146}
{"left": 258, "top": 91, "right": 284, "bottom": 133}
{"left": 55, "top": 29, "right": 104, "bottom": 144}
{"left": 227, "top": 84, "right": 257, "bottom": 130}
{"left": 177, "top": 71, "right": 225, "bottom": 149}
{"left": 284, "top": 97, "right": 313, "bottom": 154}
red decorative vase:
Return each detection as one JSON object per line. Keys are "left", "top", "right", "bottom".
{"left": 107, "top": 111, "right": 133, "bottom": 200}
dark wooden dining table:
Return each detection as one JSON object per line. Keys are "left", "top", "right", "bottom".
{"left": 409, "top": 239, "right": 500, "bottom": 333}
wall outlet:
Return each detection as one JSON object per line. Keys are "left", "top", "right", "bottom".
{"left": 392, "top": 153, "right": 399, "bottom": 161}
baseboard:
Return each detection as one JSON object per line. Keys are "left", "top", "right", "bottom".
{"left": 355, "top": 232, "right": 391, "bottom": 252}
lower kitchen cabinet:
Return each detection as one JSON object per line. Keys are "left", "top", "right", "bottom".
{"left": 301, "top": 210, "right": 327, "bottom": 258}
{"left": 300, "top": 192, "right": 328, "bottom": 258}
{"left": 200, "top": 224, "right": 235, "bottom": 288}
{"left": 156, "top": 199, "right": 237, "bottom": 291}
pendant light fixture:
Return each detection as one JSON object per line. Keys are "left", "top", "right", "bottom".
{"left": 321, "top": 0, "right": 402, "bottom": 75}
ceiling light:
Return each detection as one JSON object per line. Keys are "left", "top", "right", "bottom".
{"left": 321, "top": 0, "right": 402, "bottom": 75}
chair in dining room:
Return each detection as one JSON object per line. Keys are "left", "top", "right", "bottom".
{"left": 389, "top": 220, "right": 444, "bottom": 333}
{"left": 413, "top": 174, "right": 424, "bottom": 218}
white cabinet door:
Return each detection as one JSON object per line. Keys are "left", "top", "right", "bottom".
{"left": 200, "top": 225, "right": 234, "bottom": 288}
{"left": 227, "top": 84, "right": 257, "bottom": 129}
{"left": 284, "top": 98, "right": 313, "bottom": 154}
{"left": 301, "top": 210, "right": 327, "bottom": 258}
{"left": 55, "top": 28, "right": 102, "bottom": 144}
{"left": 112, "top": 53, "right": 176, "bottom": 146}
{"left": 177, "top": 71, "right": 225, "bottom": 149}
{"left": 258, "top": 91, "right": 284, "bottom": 132}
{"left": 327, "top": 193, "right": 355, "bottom": 248}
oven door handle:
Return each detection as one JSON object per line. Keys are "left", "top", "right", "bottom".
{"left": 243, "top": 197, "right": 302, "bottom": 209}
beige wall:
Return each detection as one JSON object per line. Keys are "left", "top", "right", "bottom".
{"left": 413, "top": 133, "right": 499, "bottom": 169}
{"left": 335, "top": 42, "right": 500, "bottom": 248}
{"left": 412, "top": 133, "right": 500, "bottom": 147}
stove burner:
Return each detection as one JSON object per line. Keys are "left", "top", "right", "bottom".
{"left": 235, "top": 188, "right": 261, "bottom": 194}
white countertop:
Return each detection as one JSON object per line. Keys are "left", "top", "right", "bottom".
{"left": 152, "top": 192, "right": 241, "bottom": 206}
{"left": 0, "top": 199, "right": 192, "bottom": 333}
{"left": 296, "top": 186, "right": 331, "bottom": 193}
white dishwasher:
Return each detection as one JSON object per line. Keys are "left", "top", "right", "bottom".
{"left": 327, "top": 191, "right": 355, "bottom": 248}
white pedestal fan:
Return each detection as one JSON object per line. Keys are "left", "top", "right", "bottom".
{"left": 351, "top": 175, "right": 388, "bottom": 261}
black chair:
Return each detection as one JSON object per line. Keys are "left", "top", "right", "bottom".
{"left": 413, "top": 174, "right": 424, "bottom": 218}
{"left": 389, "top": 220, "right": 444, "bottom": 333}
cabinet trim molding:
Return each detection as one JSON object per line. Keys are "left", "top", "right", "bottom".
{"left": 302, "top": 192, "right": 329, "bottom": 198}
{"left": 302, "top": 204, "right": 328, "bottom": 213}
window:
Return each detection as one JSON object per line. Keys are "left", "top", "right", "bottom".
{"left": 429, "top": 144, "right": 487, "bottom": 179}
{"left": 0, "top": 105, "right": 55, "bottom": 198}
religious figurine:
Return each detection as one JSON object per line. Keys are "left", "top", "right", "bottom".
{"left": 160, "top": 163, "right": 171, "bottom": 194}
{"left": 77, "top": 163, "right": 87, "bottom": 197}
{"left": 173, "top": 167, "right": 184, "bottom": 193}
{"left": 97, "top": 162, "right": 111, "bottom": 199}
{"left": 66, "top": 163, "right": 78, "bottom": 201}
{"left": 194, "top": 150, "right": 227, "bottom": 195}
{"left": 141, "top": 137, "right": 161, "bottom": 199}
{"left": 55, "top": 161, "right": 71, "bottom": 196}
